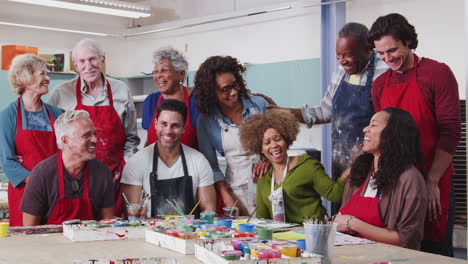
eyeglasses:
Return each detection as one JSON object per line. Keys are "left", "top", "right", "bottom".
{"left": 218, "top": 81, "right": 241, "bottom": 95}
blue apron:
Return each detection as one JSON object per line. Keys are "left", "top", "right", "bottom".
{"left": 331, "top": 53, "right": 376, "bottom": 180}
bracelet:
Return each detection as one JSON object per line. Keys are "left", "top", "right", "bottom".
{"left": 345, "top": 215, "right": 357, "bottom": 235}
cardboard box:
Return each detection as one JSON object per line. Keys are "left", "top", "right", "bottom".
{"left": 63, "top": 224, "right": 151, "bottom": 241}
{"left": 145, "top": 229, "right": 198, "bottom": 254}
{"left": 2, "top": 45, "right": 38, "bottom": 70}
{"left": 194, "top": 240, "right": 322, "bottom": 264}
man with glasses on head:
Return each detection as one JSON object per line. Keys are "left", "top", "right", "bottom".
{"left": 21, "top": 110, "right": 114, "bottom": 225}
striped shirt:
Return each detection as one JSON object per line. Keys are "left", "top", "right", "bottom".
{"left": 48, "top": 75, "right": 140, "bottom": 160}
{"left": 300, "top": 51, "right": 389, "bottom": 127}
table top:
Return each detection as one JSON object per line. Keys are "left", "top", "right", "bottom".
{"left": 0, "top": 233, "right": 464, "bottom": 264}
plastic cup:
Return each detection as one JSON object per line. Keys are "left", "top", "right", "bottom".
{"left": 296, "top": 239, "right": 306, "bottom": 250}
{"left": 304, "top": 223, "right": 337, "bottom": 264}
{"left": 127, "top": 203, "right": 145, "bottom": 221}
{"left": 200, "top": 211, "right": 215, "bottom": 224}
{"left": 238, "top": 223, "right": 255, "bottom": 233}
{"left": 223, "top": 206, "right": 237, "bottom": 218}
{"left": 217, "top": 219, "right": 233, "bottom": 229}
{"left": 257, "top": 226, "right": 273, "bottom": 240}
{"left": 0, "top": 222, "right": 8, "bottom": 238}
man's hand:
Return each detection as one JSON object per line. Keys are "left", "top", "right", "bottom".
{"left": 113, "top": 169, "right": 122, "bottom": 184}
{"left": 252, "top": 161, "right": 271, "bottom": 179}
{"left": 222, "top": 192, "right": 240, "bottom": 218}
{"left": 14, "top": 155, "right": 23, "bottom": 163}
{"left": 426, "top": 182, "right": 442, "bottom": 222}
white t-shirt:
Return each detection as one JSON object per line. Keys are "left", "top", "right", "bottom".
{"left": 121, "top": 143, "right": 214, "bottom": 216}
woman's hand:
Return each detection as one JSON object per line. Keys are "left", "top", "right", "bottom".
{"left": 251, "top": 161, "right": 271, "bottom": 179}
{"left": 222, "top": 193, "right": 240, "bottom": 217}
{"left": 339, "top": 168, "right": 351, "bottom": 182}
{"left": 333, "top": 214, "right": 349, "bottom": 233}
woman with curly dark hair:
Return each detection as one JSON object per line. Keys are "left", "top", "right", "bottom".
{"left": 240, "top": 109, "right": 346, "bottom": 224}
{"left": 334, "top": 107, "right": 427, "bottom": 250}
{"left": 193, "top": 56, "right": 269, "bottom": 216}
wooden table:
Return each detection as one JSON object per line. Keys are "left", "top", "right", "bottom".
{"left": 0, "top": 233, "right": 464, "bottom": 264}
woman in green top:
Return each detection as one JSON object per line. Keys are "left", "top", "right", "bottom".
{"left": 239, "top": 109, "right": 347, "bottom": 223}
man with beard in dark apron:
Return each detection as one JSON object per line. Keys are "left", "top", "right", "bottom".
{"left": 121, "top": 100, "right": 216, "bottom": 216}
{"left": 267, "top": 23, "right": 388, "bottom": 213}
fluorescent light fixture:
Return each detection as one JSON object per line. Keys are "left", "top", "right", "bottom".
{"left": 79, "top": 0, "right": 150, "bottom": 11}
{"left": 0, "top": 21, "right": 114, "bottom": 36}
{"left": 8, "top": 0, "right": 151, "bottom": 18}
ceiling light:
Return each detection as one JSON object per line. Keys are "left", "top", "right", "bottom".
{"left": 8, "top": 0, "right": 151, "bottom": 18}
{"left": 0, "top": 21, "right": 115, "bottom": 36}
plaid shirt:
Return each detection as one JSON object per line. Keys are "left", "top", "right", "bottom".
{"left": 301, "top": 51, "right": 389, "bottom": 127}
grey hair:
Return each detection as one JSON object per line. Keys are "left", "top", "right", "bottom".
{"left": 54, "top": 110, "right": 90, "bottom": 149}
{"left": 8, "top": 54, "right": 47, "bottom": 95}
{"left": 152, "top": 47, "right": 188, "bottom": 75}
{"left": 338, "top": 22, "right": 371, "bottom": 52}
{"left": 72, "top": 38, "right": 105, "bottom": 62}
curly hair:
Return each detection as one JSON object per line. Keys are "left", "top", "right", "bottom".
{"left": 8, "top": 54, "right": 47, "bottom": 95}
{"left": 239, "top": 109, "right": 299, "bottom": 155}
{"left": 193, "top": 56, "right": 249, "bottom": 115}
{"left": 349, "top": 107, "right": 423, "bottom": 196}
{"left": 368, "top": 13, "right": 418, "bottom": 49}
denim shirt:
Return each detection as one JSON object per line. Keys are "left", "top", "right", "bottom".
{"left": 197, "top": 95, "right": 268, "bottom": 183}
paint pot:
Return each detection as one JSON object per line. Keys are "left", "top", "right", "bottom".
{"left": 221, "top": 250, "right": 242, "bottom": 260}
{"left": 183, "top": 225, "right": 195, "bottom": 232}
{"left": 238, "top": 223, "right": 255, "bottom": 233}
{"left": 127, "top": 203, "right": 144, "bottom": 221}
{"left": 257, "top": 249, "right": 281, "bottom": 259}
{"left": 257, "top": 226, "right": 273, "bottom": 240}
{"left": 208, "top": 225, "right": 229, "bottom": 232}
{"left": 233, "top": 231, "right": 255, "bottom": 238}
{"left": 296, "top": 239, "right": 306, "bottom": 250}
{"left": 0, "top": 222, "right": 9, "bottom": 237}
{"left": 200, "top": 211, "right": 215, "bottom": 224}
{"left": 277, "top": 244, "right": 299, "bottom": 257}
{"left": 211, "top": 231, "right": 232, "bottom": 239}
{"left": 217, "top": 219, "right": 233, "bottom": 229}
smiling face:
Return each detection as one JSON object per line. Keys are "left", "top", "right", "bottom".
{"left": 156, "top": 110, "right": 185, "bottom": 149}
{"left": 261, "top": 128, "right": 289, "bottom": 165}
{"left": 215, "top": 72, "right": 240, "bottom": 109}
{"left": 153, "top": 59, "right": 184, "bottom": 95}
{"left": 74, "top": 47, "right": 105, "bottom": 85}
{"left": 374, "top": 35, "right": 413, "bottom": 73}
{"left": 65, "top": 118, "right": 97, "bottom": 161}
{"left": 362, "top": 111, "right": 390, "bottom": 157}
{"left": 336, "top": 36, "right": 370, "bottom": 75}
{"left": 24, "top": 64, "right": 50, "bottom": 97}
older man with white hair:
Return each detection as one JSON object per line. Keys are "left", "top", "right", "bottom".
{"left": 48, "top": 38, "right": 139, "bottom": 216}
{"left": 20, "top": 110, "right": 114, "bottom": 226}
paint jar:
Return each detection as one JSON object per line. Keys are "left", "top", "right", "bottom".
{"left": 250, "top": 244, "right": 272, "bottom": 258}
{"left": 220, "top": 250, "right": 243, "bottom": 260}
{"left": 127, "top": 203, "right": 144, "bottom": 221}
{"left": 233, "top": 220, "right": 247, "bottom": 230}
{"left": 223, "top": 206, "right": 237, "bottom": 218}
{"left": 217, "top": 219, "right": 233, "bottom": 229}
{"left": 203, "top": 229, "right": 217, "bottom": 238}
{"left": 208, "top": 225, "right": 228, "bottom": 232}
{"left": 296, "top": 239, "right": 306, "bottom": 250}
{"left": 277, "top": 244, "right": 299, "bottom": 257}
{"left": 183, "top": 225, "right": 195, "bottom": 232}
{"left": 233, "top": 231, "right": 255, "bottom": 238}
{"left": 257, "top": 249, "right": 281, "bottom": 259}
{"left": 257, "top": 226, "right": 273, "bottom": 240}
{"left": 304, "top": 223, "right": 337, "bottom": 264}
{"left": 211, "top": 231, "right": 232, "bottom": 239}
{"left": 267, "top": 241, "right": 289, "bottom": 249}
{"left": 0, "top": 222, "right": 9, "bottom": 238}
{"left": 200, "top": 211, "right": 215, "bottom": 224}
{"left": 238, "top": 224, "right": 255, "bottom": 233}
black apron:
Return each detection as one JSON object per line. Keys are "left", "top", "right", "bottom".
{"left": 331, "top": 53, "right": 376, "bottom": 180}
{"left": 149, "top": 143, "right": 195, "bottom": 217}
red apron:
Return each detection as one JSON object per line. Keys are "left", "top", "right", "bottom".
{"left": 380, "top": 54, "right": 452, "bottom": 242}
{"left": 74, "top": 77, "right": 125, "bottom": 217}
{"left": 46, "top": 151, "right": 94, "bottom": 224}
{"left": 8, "top": 98, "right": 58, "bottom": 226}
{"left": 146, "top": 87, "right": 198, "bottom": 148}
{"left": 340, "top": 179, "right": 387, "bottom": 237}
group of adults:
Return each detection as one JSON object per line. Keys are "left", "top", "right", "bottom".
{"left": 0, "top": 13, "right": 460, "bottom": 257}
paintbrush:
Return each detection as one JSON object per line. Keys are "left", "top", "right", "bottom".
{"left": 173, "top": 199, "right": 184, "bottom": 214}
{"left": 247, "top": 207, "right": 257, "bottom": 223}
{"left": 166, "top": 199, "right": 184, "bottom": 215}
{"left": 122, "top": 192, "right": 135, "bottom": 216}
{"left": 188, "top": 199, "right": 201, "bottom": 217}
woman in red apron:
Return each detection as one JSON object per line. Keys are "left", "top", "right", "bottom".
{"left": 143, "top": 47, "right": 198, "bottom": 148}
{"left": 335, "top": 108, "right": 427, "bottom": 250}
{"left": 0, "top": 54, "right": 61, "bottom": 226}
